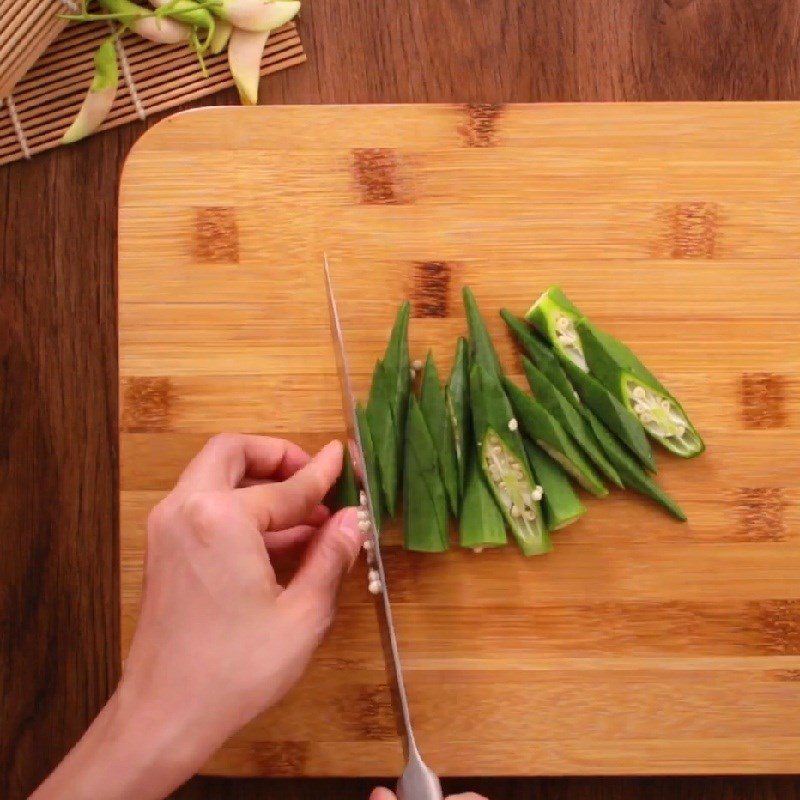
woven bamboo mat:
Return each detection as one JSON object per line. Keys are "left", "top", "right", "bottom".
{"left": 0, "top": 19, "right": 305, "bottom": 166}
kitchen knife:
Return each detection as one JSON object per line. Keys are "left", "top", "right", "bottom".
{"left": 323, "top": 254, "right": 443, "bottom": 800}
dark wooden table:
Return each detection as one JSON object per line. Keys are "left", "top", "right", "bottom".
{"left": 2, "top": 1, "right": 800, "bottom": 798}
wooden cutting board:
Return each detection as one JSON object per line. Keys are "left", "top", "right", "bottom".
{"left": 119, "top": 103, "right": 800, "bottom": 777}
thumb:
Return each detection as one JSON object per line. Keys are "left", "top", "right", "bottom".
{"left": 283, "top": 507, "right": 364, "bottom": 611}
{"left": 369, "top": 789, "right": 397, "bottom": 800}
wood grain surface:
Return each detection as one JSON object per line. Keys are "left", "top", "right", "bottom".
{"left": 4, "top": 1, "right": 800, "bottom": 798}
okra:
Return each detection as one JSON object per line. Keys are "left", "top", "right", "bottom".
{"left": 366, "top": 359, "right": 400, "bottom": 515}
{"left": 503, "top": 377, "right": 608, "bottom": 498}
{"left": 577, "top": 320, "right": 704, "bottom": 458}
{"left": 356, "top": 401, "right": 382, "bottom": 532}
{"left": 524, "top": 441, "right": 586, "bottom": 530}
{"left": 521, "top": 357, "right": 623, "bottom": 488}
{"left": 469, "top": 363, "right": 528, "bottom": 462}
{"left": 445, "top": 337, "right": 471, "bottom": 504}
{"left": 525, "top": 286, "right": 588, "bottom": 371}
{"left": 578, "top": 405, "right": 687, "bottom": 521}
{"left": 463, "top": 287, "right": 502, "bottom": 379}
{"left": 419, "top": 352, "right": 460, "bottom": 516}
{"left": 560, "top": 356, "right": 657, "bottom": 473}
{"left": 331, "top": 443, "right": 360, "bottom": 509}
{"left": 481, "top": 428, "right": 551, "bottom": 556}
{"left": 459, "top": 459, "right": 508, "bottom": 549}
{"left": 404, "top": 396, "right": 450, "bottom": 552}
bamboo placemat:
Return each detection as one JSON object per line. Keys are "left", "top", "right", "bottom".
{"left": 0, "top": 19, "right": 305, "bottom": 165}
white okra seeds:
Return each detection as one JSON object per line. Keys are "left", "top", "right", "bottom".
{"left": 368, "top": 579, "right": 382, "bottom": 595}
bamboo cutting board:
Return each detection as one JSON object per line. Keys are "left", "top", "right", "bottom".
{"left": 119, "top": 103, "right": 800, "bottom": 777}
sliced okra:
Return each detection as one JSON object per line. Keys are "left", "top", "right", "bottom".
{"left": 459, "top": 459, "right": 508, "bottom": 550}
{"left": 419, "top": 352, "right": 460, "bottom": 516}
{"left": 356, "top": 401, "right": 382, "bottom": 532}
{"left": 560, "top": 355, "right": 657, "bottom": 473}
{"left": 481, "top": 428, "right": 551, "bottom": 556}
{"left": 463, "top": 286, "right": 503, "bottom": 379}
{"left": 403, "top": 395, "right": 450, "bottom": 552}
{"left": 503, "top": 377, "right": 608, "bottom": 498}
{"left": 577, "top": 320, "right": 705, "bottom": 458}
{"left": 331, "top": 442, "right": 360, "bottom": 510}
{"left": 521, "top": 357, "right": 623, "bottom": 489}
{"left": 524, "top": 441, "right": 586, "bottom": 531}
{"left": 382, "top": 301, "right": 412, "bottom": 487}
{"left": 524, "top": 286, "right": 588, "bottom": 371}
{"left": 445, "top": 336, "right": 471, "bottom": 504}
{"left": 366, "top": 359, "right": 400, "bottom": 515}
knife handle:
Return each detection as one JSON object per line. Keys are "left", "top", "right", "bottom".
{"left": 396, "top": 749, "right": 444, "bottom": 800}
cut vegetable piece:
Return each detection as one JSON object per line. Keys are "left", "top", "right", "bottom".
{"left": 419, "top": 352, "right": 460, "bottom": 516}
{"left": 62, "top": 37, "right": 119, "bottom": 144}
{"left": 356, "top": 402, "right": 382, "bottom": 532}
{"left": 524, "top": 286, "right": 588, "bottom": 371}
{"left": 228, "top": 27, "right": 268, "bottom": 104}
{"left": 521, "top": 357, "right": 623, "bottom": 488}
{"left": 382, "top": 301, "right": 412, "bottom": 496}
{"left": 503, "top": 378, "right": 608, "bottom": 498}
{"left": 404, "top": 396, "right": 449, "bottom": 552}
{"left": 578, "top": 406, "right": 687, "bottom": 521}
{"left": 216, "top": 0, "right": 301, "bottom": 33}
{"left": 366, "top": 359, "right": 400, "bottom": 515}
{"left": 463, "top": 286, "right": 502, "bottom": 379}
{"left": 480, "top": 428, "right": 550, "bottom": 556}
{"left": 524, "top": 441, "right": 586, "bottom": 531}
{"left": 459, "top": 459, "right": 507, "bottom": 549}
{"left": 578, "top": 319, "right": 705, "bottom": 458}
{"left": 560, "top": 356, "right": 656, "bottom": 473}
{"left": 331, "top": 443, "right": 359, "bottom": 509}
{"left": 446, "top": 336, "right": 471, "bottom": 503}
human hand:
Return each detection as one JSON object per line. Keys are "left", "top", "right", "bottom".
{"left": 370, "top": 789, "right": 488, "bottom": 800}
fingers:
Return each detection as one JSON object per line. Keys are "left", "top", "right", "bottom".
{"left": 282, "top": 506, "right": 364, "bottom": 609}
{"left": 448, "top": 795, "right": 489, "bottom": 800}
{"left": 235, "top": 440, "right": 343, "bottom": 531}
{"left": 369, "top": 789, "right": 396, "bottom": 800}
{"left": 262, "top": 525, "right": 317, "bottom": 557}
{"left": 177, "top": 433, "right": 311, "bottom": 490}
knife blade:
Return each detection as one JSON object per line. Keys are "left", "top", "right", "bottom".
{"left": 323, "top": 254, "right": 442, "bottom": 800}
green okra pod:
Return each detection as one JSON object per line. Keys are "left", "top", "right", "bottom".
{"left": 503, "top": 377, "right": 608, "bottom": 498}
{"left": 463, "top": 286, "right": 502, "bottom": 379}
{"left": 404, "top": 395, "right": 450, "bottom": 552}
{"left": 524, "top": 286, "right": 588, "bottom": 371}
{"left": 577, "top": 320, "right": 704, "bottom": 458}
{"left": 521, "top": 357, "right": 623, "bottom": 488}
{"left": 331, "top": 443, "right": 360, "bottom": 510}
{"left": 446, "top": 337, "right": 471, "bottom": 504}
{"left": 470, "top": 363, "right": 528, "bottom": 462}
{"left": 356, "top": 401, "right": 382, "bottom": 532}
{"left": 560, "top": 355, "right": 657, "bottom": 473}
{"left": 459, "top": 459, "right": 508, "bottom": 550}
{"left": 419, "top": 352, "right": 460, "bottom": 516}
{"left": 366, "top": 359, "right": 400, "bottom": 515}
{"left": 524, "top": 441, "right": 586, "bottom": 531}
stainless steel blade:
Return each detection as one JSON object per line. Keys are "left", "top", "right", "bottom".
{"left": 323, "top": 254, "right": 442, "bottom": 800}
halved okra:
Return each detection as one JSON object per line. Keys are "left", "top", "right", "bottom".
{"left": 576, "top": 404, "right": 687, "bottom": 521}
{"left": 521, "top": 357, "right": 623, "bottom": 488}
{"left": 577, "top": 320, "right": 705, "bottom": 458}
{"left": 524, "top": 441, "right": 586, "bottom": 530}
{"left": 404, "top": 394, "right": 450, "bottom": 552}
{"left": 366, "top": 359, "right": 400, "bottom": 515}
{"left": 560, "top": 355, "right": 657, "bottom": 473}
{"left": 524, "top": 286, "right": 588, "bottom": 371}
{"left": 503, "top": 377, "right": 608, "bottom": 498}
{"left": 463, "top": 286, "right": 503, "bottom": 379}
{"left": 356, "top": 401, "right": 382, "bottom": 532}
{"left": 459, "top": 459, "right": 508, "bottom": 550}
{"left": 419, "top": 351, "right": 460, "bottom": 516}
{"left": 330, "top": 442, "right": 360, "bottom": 510}
{"left": 445, "top": 336, "right": 471, "bottom": 504}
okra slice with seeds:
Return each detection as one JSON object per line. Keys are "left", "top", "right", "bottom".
{"left": 463, "top": 286, "right": 502, "bottom": 379}
{"left": 419, "top": 352, "right": 460, "bottom": 516}
{"left": 521, "top": 357, "right": 623, "bottom": 488}
{"left": 356, "top": 402, "right": 382, "bottom": 532}
{"left": 331, "top": 443, "right": 360, "bottom": 510}
{"left": 459, "top": 459, "right": 508, "bottom": 550}
{"left": 524, "top": 286, "right": 588, "bottom": 371}
{"left": 446, "top": 337, "right": 471, "bottom": 504}
{"left": 577, "top": 405, "right": 687, "bottom": 521}
{"left": 404, "top": 395, "right": 450, "bottom": 552}
{"left": 481, "top": 428, "right": 551, "bottom": 556}
{"left": 366, "top": 359, "right": 400, "bottom": 515}
{"left": 503, "top": 378, "right": 608, "bottom": 498}
{"left": 560, "top": 356, "right": 657, "bottom": 473}
{"left": 577, "top": 320, "right": 704, "bottom": 458}
{"left": 524, "top": 441, "right": 586, "bottom": 531}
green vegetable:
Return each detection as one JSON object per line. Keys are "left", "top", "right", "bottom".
{"left": 524, "top": 441, "right": 586, "bottom": 530}
{"left": 577, "top": 320, "right": 704, "bottom": 458}
{"left": 445, "top": 337, "right": 471, "bottom": 504}
{"left": 459, "top": 460, "right": 507, "bottom": 549}
{"left": 419, "top": 352, "right": 460, "bottom": 516}
{"left": 578, "top": 406, "right": 687, "bottom": 521}
{"left": 469, "top": 363, "right": 527, "bottom": 462}
{"left": 356, "top": 402, "right": 382, "bottom": 532}
{"left": 524, "top": 286, "right": 588, "bottom": 371}
{"left": 403, "top": 396, "right": 449, "bottom": 552}
{"left": 503, "top": 377, "right": 608, "bottom": 498}
{"left": 366, "top": 359, "right": 400, "bottom": 514}
{"left": 560, "top": 356, "right": 656, "bottom": 473}
{"left": 481, "top": 428, "right": 551, "bottom": 556}
{"left": 331, "top": 443, "right": 360, "bottom": 509}
{"left": 521, "top": 357, "right": 623, "bottom": 488}
{"left": 463, "top": 287, "right": 502, "bottom": 379}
